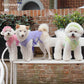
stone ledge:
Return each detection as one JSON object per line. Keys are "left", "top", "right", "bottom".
{"left": 13, "top": 59, "right": 84, "bottom": 64}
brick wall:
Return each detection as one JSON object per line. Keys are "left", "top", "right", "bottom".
{"left": 40, "top": 0, "right": 50, "bottom": 9}
{"left": 2, "top": 8, "right": 84, "bottom": 84}
{"left": 58, "top": 0, "right": 84, "bottom": 9}
{"left": 1, "top": 0, "right": 84, "bottom": 11}
{"left": 17, "top": 63, "right": 84, "bottom": 84}
{"left": 9, "top": 0, "right": 17, "bottom": 10}
{"left": 3, "top": 0, "right": 50, "bottom": 11}
{"left": 1, "top": 8, "right": 84, "bottom": 36}
{"left": 0, "top": 0, "right": 4, "bottom": 11}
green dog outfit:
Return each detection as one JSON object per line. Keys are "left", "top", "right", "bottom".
{"left": 65, "top": 36, "right": 79, "bottom": 50}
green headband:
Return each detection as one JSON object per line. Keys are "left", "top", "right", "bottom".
{"left": 69, "top": 24, "right": 80, "bottom": 30}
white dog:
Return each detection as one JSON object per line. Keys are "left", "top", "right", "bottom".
{"left": 15, "top": 25, "right": 33, "bottom": 61}
{"left": 15, "top": 24, "right": 55, "bottom": 61}
{"left": 54, "top": 22, "right": 83, "bottom": 61}
{"left": 1, "top": 26, "right": 19, "bottom": 61}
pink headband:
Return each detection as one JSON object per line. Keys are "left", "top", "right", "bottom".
{"left": 3, "top": 26, "right": 12, "bottom": 32}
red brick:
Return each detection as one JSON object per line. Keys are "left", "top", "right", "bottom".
{"left": 33, "top": 10, "right": 37, "bottom": 16}
{"left": 37, "top": 10, "right": 40, "bottom": 16}
{"left": 30, "top": 10, "right": 33, "bottom": 17}
{"left": 42, "top": 10, "right": 45, "bottom": 16}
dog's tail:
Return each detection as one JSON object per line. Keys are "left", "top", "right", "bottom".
{"left": 38, "top": 23, "right": 49, "bottom": 32}
{"left": 55, "top": 28, "right": 65, "bottom": 38}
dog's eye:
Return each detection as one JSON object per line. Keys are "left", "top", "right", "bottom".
{"left": 9, "top": 30, "right": 11, "bottom": 32}
{"left": 5, "top": 30, "right": 7, "bottom": 32}
{"left": 75, "top": 31, "right": 77, "bottom": 33}
{"left": 70, "top": 31, "right": 72, "bottom": 32}
{"left": 19, "top": 30, "right": 22, "bottom": 32}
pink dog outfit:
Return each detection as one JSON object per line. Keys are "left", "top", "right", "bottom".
{"left": 7, "top": 35, "right": 19, "bottom": 47}
{"left": 3, "top": 26, "right": 19, "bottom": 47}
{"left": 2, "top": 26, "right": 12, "bottom": 32}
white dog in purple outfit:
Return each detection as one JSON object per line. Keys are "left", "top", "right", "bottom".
{"left": 15, "top": 24, "right": 55, "bottom": 61}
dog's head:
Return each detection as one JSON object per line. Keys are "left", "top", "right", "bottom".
{"left": 1, "top": 26, "right": 15, "bottom": 37}
{"left": 65, "top": 22, "right": 83, "bottom": 40}
{"left": 15, "top": 24, "right": 30, "bottom": 41}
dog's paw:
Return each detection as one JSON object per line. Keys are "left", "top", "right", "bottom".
{"left": 23, "top": 59, "right": 31, "bottom": 62}
{"left": 27, "top": 58, "right": 32, "bottom": 62}
{"left": 41, "top": 58, "right": 45, "bottom": 60}
{"left": 55, "top": 59, "right": 61, "bottom": 61}
{"left": 75, "top": 58, "right": 83, "bottom": 61}
{"left": 48, "top": 57, "right": 52, "bottom": 60}
{"left": 41, "top": 57, "right": 46, "bottom": 60}
{"left": 63, "top": 59, "right": 70, "bottom": 61}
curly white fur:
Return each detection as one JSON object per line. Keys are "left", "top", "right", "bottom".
{"left": 1, "top": 26, "right": 18, "bottom": 62}
{"left": 54, "top": 22, "right": 83, "bottom": 61}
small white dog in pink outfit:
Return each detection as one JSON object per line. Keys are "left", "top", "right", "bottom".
{"left": 1, "top": 26, "right": 19, "bottom": 61}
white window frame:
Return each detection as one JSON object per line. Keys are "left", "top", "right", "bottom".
{"left": 54, "top": 0, "right": 57, "bottom": 9}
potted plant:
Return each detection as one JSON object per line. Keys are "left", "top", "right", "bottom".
{"left": 53, "top": 11, "right": 84, "bottom": 29}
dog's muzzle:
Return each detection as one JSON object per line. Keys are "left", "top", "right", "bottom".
{"left": 72, "top": 33, "right": 74, "bottom": 36}
{"left": 7, "top": 33, "right": 10, "bottom": 35}
{"left": 21, "top": 35, "right": 24, "bottom": 37}
{"left": 72, "top": 33, "right": 75, "bottom": 38}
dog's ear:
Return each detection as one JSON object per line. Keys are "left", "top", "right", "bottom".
{"left": 26, "top": 26, "right": 30, "bottom": 30}
{"left": 16, "top": 24, "right": 20, "bottom": 29}
{"left": 1, "top": 31, "right": 4, "bottom": 35}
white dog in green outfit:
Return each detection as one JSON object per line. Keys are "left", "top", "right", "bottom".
{"left": 54, "top": 22, "right": 83, "bottom": 61}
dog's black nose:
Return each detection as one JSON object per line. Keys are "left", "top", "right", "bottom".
{"left": 21, "top": 35, "right": 24, "bottom": 37}
{"left": 8, "top": 33, "right": 10, "bottom": 35}
{"left": 72, "top": 33, "right": 74, "bottom": 36}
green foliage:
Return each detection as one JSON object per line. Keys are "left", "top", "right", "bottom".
{"left": 53, "top": 11, "right": 84, "bottom": 29}
{"left": 0, "top": 14, "right": 35, "bottom": 32}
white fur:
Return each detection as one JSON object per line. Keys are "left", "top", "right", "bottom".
{"left": 16, "top": 24, "right": 56, "bottom": 61}
{"left": 16, "top": 25, "right": 33, "bottom": 61}
{"left": 54, "top": 22, "right": 83, "bottom": 61}
{"left": 38, "top": 23, "right": 49, "bottom": 32}
{"left": 1, "top": 28, "right": 18, "bottom": 62}
{"left": 38, "top": 24, "right": 56, "bottom": 60}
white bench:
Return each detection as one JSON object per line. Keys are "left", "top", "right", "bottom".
{"left": 0, "top": 61, "right": 4, "bottom": 84}
{"left": 2, "top": 37, "right": 84, "bottom": 84}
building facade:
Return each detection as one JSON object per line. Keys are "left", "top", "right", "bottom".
{"left": 0, "top": 0, "right": 84, "bottom": 11}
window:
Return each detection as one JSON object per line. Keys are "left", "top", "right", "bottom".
{"left": 22, "top": 2, "right": 40, "bottom": 10}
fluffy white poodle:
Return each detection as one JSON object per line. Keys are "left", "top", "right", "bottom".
{"left": 1, "top": 26, "right": 19, "bottom": 61}
{"left": 54, "top": 22, "right": 83, "bottom": 61}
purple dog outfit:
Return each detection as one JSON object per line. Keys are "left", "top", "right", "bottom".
{"left": 20, "top": 31, "right": 42, "bottom": 50}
